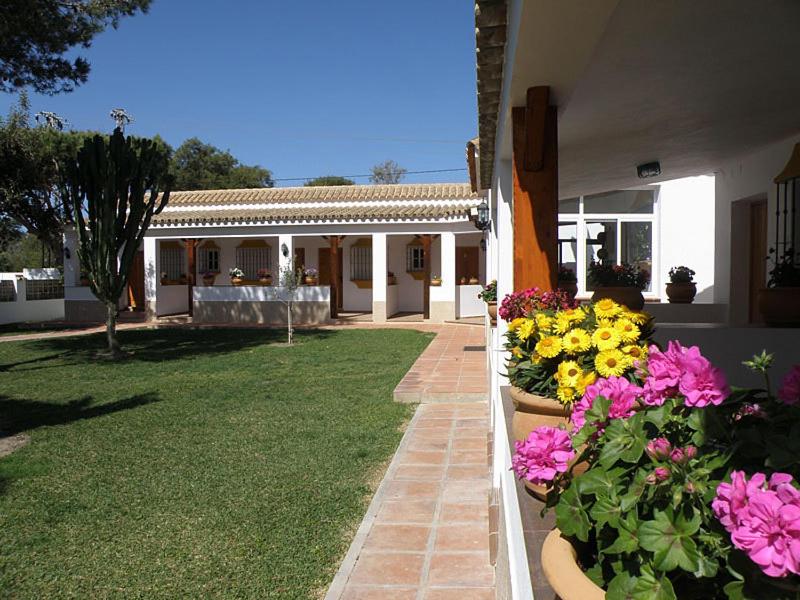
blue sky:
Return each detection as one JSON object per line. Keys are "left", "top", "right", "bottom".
{"left": 1, "top": 0, "right": 477, "bottom": 186}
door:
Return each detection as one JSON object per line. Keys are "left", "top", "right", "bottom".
{"left": 127, "top": 251, "right": 145, "bottom": 310}
{"left": 456, "top": 247, "right": 480, "bottom": 283}
{"left": 318, "top": 248, "right": 343, "bottom": 311}
{"left": 748, "top": 200, "right": 768, "bottom": 323}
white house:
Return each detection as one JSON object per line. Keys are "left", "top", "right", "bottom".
{"left": 62, "top": 183, "right": 488, "bottom": 324}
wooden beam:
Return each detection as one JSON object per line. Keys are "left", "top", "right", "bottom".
{"left": 512, "top": 93, "right": 558, "bottom": 292}
{"left": 523, "top": 86, "right": 550, "bottom": 172}
{"left": 330, "top": 236, "right": 339, "bottom": 319}
{"left": 422, "top": 234, "right": 431, "bottom": 320}
{"left": 185, "top": 239, "right": 197, "bottom": 316}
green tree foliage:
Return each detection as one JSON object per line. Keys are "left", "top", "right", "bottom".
{"left": 0, "top": 232, "right": 53, "bottom": 272}
{"left": 369, "top": 160, "right": 407, "bottom": 184}
{"left": 0, "top": 0, "right": 151, "bottom": 95}
{"left": 171, "top": 138, "right": 273, "bottom": 190}
{"left": 65, "top": 129, "right": 172, "bottom": 357}
{"left": 304, "top": 175, "right": 355, "bottom": 187}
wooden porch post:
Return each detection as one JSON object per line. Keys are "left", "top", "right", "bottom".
{"left": 330, "top": 235, "right": 339, "bottom": 319}
{"left": 185, "top": 239, "right": 197, "bottom": 316}
{"left": 422, "top": 234, "right": 431, "bottom": 320}
{"left": 512, "top": 86, "right": 558, "bottom": 291}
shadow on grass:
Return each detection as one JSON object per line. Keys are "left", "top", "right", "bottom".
{"left": 0, "top": 327, "right": 336, "bottom": 371}
{"left": 0, "top": 392, "right": 162, "bottom": 437}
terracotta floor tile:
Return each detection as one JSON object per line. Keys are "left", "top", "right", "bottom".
{"left": 452, "top": 438, "right": 486, "bottom": 452}
{"left": 439, "top": 502, "right": 488, "bottom": 523}
{"left": 363, "top": 524, "right": 431, "bottom": 552}
{"left": 446, "top": 465, "right": 490, "bottom": 480}
{"left": 399, "top": 450, "right": 447, "bottom": 465}
{"left": 449, "top": 450, "right": 487, "bottom": 465}
{"left": 375, "top": 500, "right": 437, "bottom": 524}
{"left": 443, "top": 479, "right": 489, "bottom": 502}
{"left": 434, "top": 523, "right": 490, "bottom": 552}
{"left": 394, "top": 464, "right": 445, "bottom": 481}
{"left": 427, "top": 552, "right": 494, "bottom": 586}
{"left": 384, "top": 480, "right": 440, "bottom": 500}
{"left": 342, "top": 586, "right": 418, "bottom": 599}
{"left": 405, "top": 439, "right": 449, "bottom": 452}
{"left": 423, "top": 588, "right": 494, "bottom": 600}
{"left": 349, "top": 552, "right": 425, "bottom": 586}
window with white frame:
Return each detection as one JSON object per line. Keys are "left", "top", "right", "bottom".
{"left": 350, "top": 241, "right": 372, "bottom": 280}
{"left": 235, "top": 242, "right": 271, "bottom": 280}
{"left": 198, "top": 243, "right": 220, "bottom": 274}
{"left": 406, "top": 245, "right": 425, "bottom": 272}
{"left": 159, "top": 243, "right": 185, "bottom": 281}
{"left": 558, "top": 188, "right": 658, "bottom": 296}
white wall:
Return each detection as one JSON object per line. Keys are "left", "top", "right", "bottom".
{"left": 658, "top": 175, "right": 716, "bottom": 302}
{"left": 0, "top": 274, "right": 64, "bottom": 325}
{"left": 157, "top": 285, "right": 188, "bottom": 316}
{"left": 388, "top": 235, "right": 424, "bottom": 313}
{"left": 715, "top": 135, "right": 799, "bottom": 321}
{"left": 457, "top": 284, "right": 484, "bottom": 318}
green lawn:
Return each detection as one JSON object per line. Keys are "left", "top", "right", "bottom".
{"left": 0, "top": 327, "right": 432, "bottom": 598}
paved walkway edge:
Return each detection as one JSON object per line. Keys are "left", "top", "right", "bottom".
{"left": 324, "top": 406, "right": 423, "bottom": 600}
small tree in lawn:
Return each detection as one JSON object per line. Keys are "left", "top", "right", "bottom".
{"left": 65, "top": 128, "right": 172, "bottom": 357}
{"left": 278, "top": 246, "right": 301, "bottom": 345}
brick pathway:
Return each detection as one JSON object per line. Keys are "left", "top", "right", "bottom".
{"left": 393, "top": 325, "right": 488, "bottom": 402}
{"left": 326, "top": 402, "right": 494, "bottom": 600}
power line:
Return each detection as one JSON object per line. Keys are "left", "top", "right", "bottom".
{"left": 273, "top": 167, "right": 467, "bottom": 183}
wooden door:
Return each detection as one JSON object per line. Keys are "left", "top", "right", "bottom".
{"left": 748, "top": 200, "right": 768, "bottom": 323}
{"left": 127, "top": 250, "right": 145, "bottom": 310}
{"left": 456, "top": 247, "right": 480, "bottom": 283}
{"left": 318, "top": 248, "right": 343, "bottom": 310}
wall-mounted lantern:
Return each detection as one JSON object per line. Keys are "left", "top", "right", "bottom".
{"left": 473, "top": 199, "right": 491, "bottom": 232}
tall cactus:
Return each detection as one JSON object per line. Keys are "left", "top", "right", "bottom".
{"left": 65, "top": 128, "right": 172, "bottom": 357}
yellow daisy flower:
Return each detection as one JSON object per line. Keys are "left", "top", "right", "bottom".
{"left": 614, "top": 318, "right": 641, "bottom": 344}
{"left": 557, "top": 360, "right": 582, "bottom": 388}
{"left": 508, "top": 317, "right": 527, "bottom": 331}
{"left": 595, "top": 349, "right": 627, "bottom": 378}
{"left": 561, "top": 307, "right": 587, "bottom": 324}
{"left": 531, "top": 353, "right": 542, "bottom": 365}
{"left": 517, "top": 319, "right": 536, "bottom": 341}
{"left": 535, "top": 313, "right": 554, "bottom": 333}
{"left": 591, "top": 326, "right": 622, "bottom": 351}
{"left": 557, "top": 386, "right": 577, "bottom": 404}
{"left": 593, "top": 298, "right": 622, "bottom": 319}
{"left": 622, "top": 344, "right": 649, "bottom": 363}
{"left": 553, "top": 314, "right": 574, "bottom": 335}
{"left": 535, "top": 335, "right": 562, "bottom": 358}
{"left": 623, "top": 311, "right": 650, "bottom": 326}
{"left": 511, "top": 346, "right": 524, "bottom": 359}
{"left": 562, "top": 328, "right": 591, "bottom": 354}
{"left": 576, "top": 370, "right": 597, "bottom": 395}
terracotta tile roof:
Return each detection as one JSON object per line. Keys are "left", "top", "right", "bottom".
{"left": 152, "top": 183, "right": 485, "bottom": 226}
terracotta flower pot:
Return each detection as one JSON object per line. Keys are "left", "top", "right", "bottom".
{"left": 259, "top": 276, "right": 272, "bottom": 286}
{"left": 591, "top": 286, "right": 645, "bottom": 311}
{"left": 666, "top": 281, "right": 696, "bottom": 303}
{"left": 304, "top": 276, "right": 318, "bottom": 285}
{"left": 558, "top": 280, "right": 578, "bottom": 302}
{"left": 758, "top": 287, "right": 800, "bottom": 326}
{"left": 430, "top": 278, "right": 442, "bottom": 287}
{"left": 79, "top": 276, "right": 90, "bottom": 287}
{"left": 541, "top": 529, "right": 605, "bottom": 600}
{"left": 231, "top": 277, "right": 244, "bottom": 286}
{"left": 202, "top": 276, "right": 215, "bottom": 287}
{"left": 469, "top": 277, "right": 479, "bottom": 284}
{"left": 388, "top": 275, "right": 397, "bottom": 285}
{"left": 487, "top": 301, "right": 497, "bottom": 325}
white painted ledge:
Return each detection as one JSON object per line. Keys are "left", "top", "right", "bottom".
{"left": 193, "top": 285, "right": 331, "bottom": 302}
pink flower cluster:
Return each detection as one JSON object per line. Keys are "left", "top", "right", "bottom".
{"left": 570, "top": 376, "right": 642, "bottom": 432}
{"left": 779, "top": 365, "right": 800, "bottom": 405}
{"left": 512, "top": 426, "right": 575, "bottom": 485}
{"left": 642, "top": 341, "right": 729, "bottom": 407}
{"left": 713, "top": 471, "right": 800, "bottom": 578}
{"left": 645, "top": 437, "right": 697, "bottom": 464}
{"left": 498, "top": 287, "right": 577, "bottom": 321}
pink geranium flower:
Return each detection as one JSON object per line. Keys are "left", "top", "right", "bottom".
{"left": 778, "top": 365, "right": 800, "bottom": 405}
{"left": 645, "top": 437, "right": 671, "bottom": 460}
{"left": 570, "top": 376, "right": 642, "bottom": 433}
{"left": 511, "top": 426, "right": 575, "bottom": 485}
{"left": 713, "top": 471, "right": 800, "bottom": 578}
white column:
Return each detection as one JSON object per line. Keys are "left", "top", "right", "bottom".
{"left": 144, "top": 237, "right": 157, "bottom": 320}
{"left": 429, "top": 231, "right": 457, "bottom": 322}
{"left": 63, "top": 224, "right": 80, "bottom": 287}
{"left": 372, "top": 233, "right": 387, "bottom": 322}
{"left": 278, "top": 234, "right": 294, "bottom": 281}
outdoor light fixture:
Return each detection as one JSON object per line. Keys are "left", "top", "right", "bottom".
{"left": 63, "top": 247, "right": 71, "bottom": 260}
{"left": 637, "top": 161, "right": 661, "bottom": 179}
{"left": 474, "top": 199, "right": 491, "bottom": 231}
{"left": 281, "top": 243, "right": 289, "bottom": 258}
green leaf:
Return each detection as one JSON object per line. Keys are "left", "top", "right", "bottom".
{"left": 555, "top": 485, "right": 591, "bottom": 542}
{"left": 603, "top": 512, "right": 640, "bottom": 555}
{"left": 607, "top": 572, "right": 638, "bottom": 600}
{"left": 631, "top": 565, "right": 677, "bottom": 600}
{"left": 585, "top": 394, "right": 612, "bottom": 424}
{"left": 591, "top": 493, "right": 623, "bottom": 528}
{"left": 599, "top": 414, "right": 647, "bottom": 469}
{"left": 638, "top": 509, "right": 702, "bottom": 573}
{"left": 644, "top": 400, "right": 674, "bottom": 430}
{"left": 620, "top": 469, "right": 649, "bottom": 512}
{"left": 723, "top": 580, "right": 745, "bottom": 600}
{"left": 575, "top": 466, "right": 625, "bottom": 497}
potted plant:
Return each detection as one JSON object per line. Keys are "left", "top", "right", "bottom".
{"left": 557, "top": 266, "right": 578, "bottom": 301}
{"left": 201, "top": 270, "right": 216, "bottom": 286}
{"left": 758, "top": 247, "right": 800, "bottom": 326}
{"left": 587, "top": 260, "right": 649, "bottom": 310}
{"left": 304, "top": 268, "right": 318, "bottom": 285}
{"left": 503, "top": 292, "right": 653, "bottom": 497}
{"left": 469, "top": 276, "right": 480, "bottom": 284}
{"left": 478, "top": 280, "right": 497, "bottom": 325}
{"left": 229, "top": 267, "right": 245, "bottom": 285}
{"left": 160, "top": 271, "right": 169, "bottom": 285}
{"left": 79, "top": 272, "right": 90, "bottom": 286}
{"left": 517, "top": 346, "right": 800, "bottom": 600}
{"left": 257, "top": 268, "right": 272, "bottom": 286}
{"left": 430, "top": 274, "right": 442, "bottom": 286}
{"left": 666, "top": 265, "right": 697, "bottom": 303}
{"left": 388, "top": 271, "right": 397, "bottom": 285}
{"left": 178, "top": 273, "right": 188, "bottom": 285}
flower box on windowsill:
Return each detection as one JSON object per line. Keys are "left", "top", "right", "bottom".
{"left": 351, "top": 279, "right": 372, "bottom": 289}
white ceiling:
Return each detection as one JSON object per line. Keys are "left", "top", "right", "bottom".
{"left": 500, "top": 0, "right": 800, "bottom": 198}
